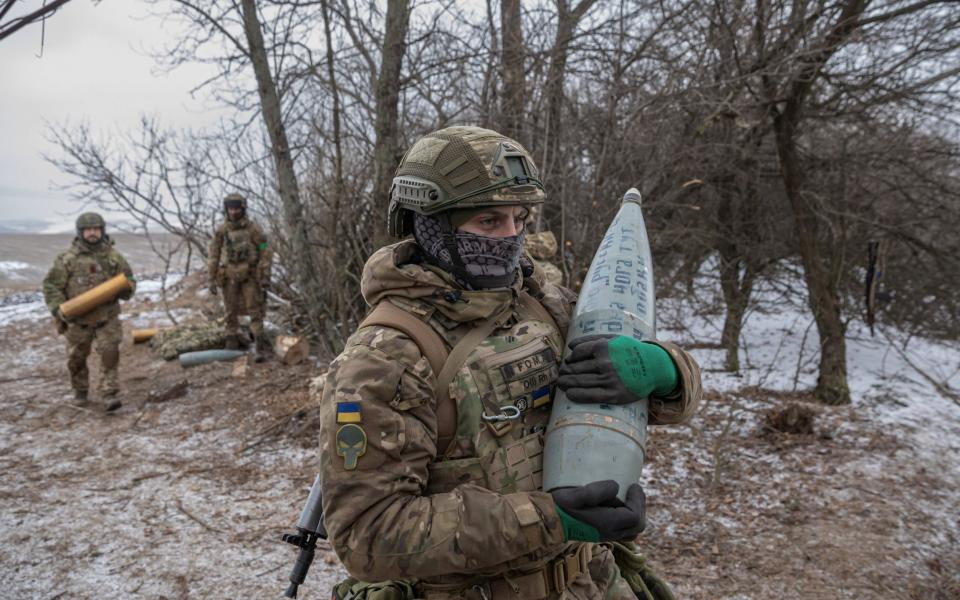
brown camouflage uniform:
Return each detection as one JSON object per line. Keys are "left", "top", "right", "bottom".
{"left": 207, "top": 217, "right": 272, "bottom": 338}
{"left": 42, "top": 237, "right": 135, "bottom": 396}
{"left": 319, "top": 240, "right": 701, "bottom": 599}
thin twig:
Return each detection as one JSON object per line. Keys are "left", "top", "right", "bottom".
{"left": 879, "top": 327, "right": 959, "bottom": 406}
{"left": 175, "top": 498, "right": 219, "bottom": 533}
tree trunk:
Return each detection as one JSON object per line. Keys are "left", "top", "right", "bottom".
{"left": 499, "top": 0, "right": 525, "bottom": 144}
{"left": 718, "top": 252, "right": 756, "bottom": 373}
{"left": 240, "top": 0, "right": 324, "bottom": 334}
{"left": 372, "top": 0, "right": 411, "bottom": 242}
{"left": 541, "top": 0, "right": 597, "bottom": 181}
{"left": 322, "top": 0, "right": 350, "bottom": 346}
{"left": 713, "top": 154, "right": 762, "bottom": 374}
{"left": 763, "top": 0, "right": 867, "bottom": 404}
{"left": 773, "top": 113, "right": 850, "bottom": 404}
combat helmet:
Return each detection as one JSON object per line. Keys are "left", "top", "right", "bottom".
{"left": 75, "top": 212, "right": 106, "bottom": 234}
{"left": 388, "top": 126, "right": 545, "bottom": 238}
{"left": 223, "top": 193, "right": 247, "bottom": 219}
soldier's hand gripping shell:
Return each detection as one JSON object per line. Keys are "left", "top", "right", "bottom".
{"left": 557, "top": 334, "right": 679, "bottom": 405}
{"left": 209, "top": 283, "right": 219, "bottom": 296}
{"left": 52, "top": 313, "right": 68, "bottom": 335}
{"left": 551, "top": 480, "right": 646, "bottom": 542}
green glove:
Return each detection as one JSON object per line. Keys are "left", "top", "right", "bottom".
{"left": 557, "top": 334, "right": 679, "bottom": 405}
{"left": 552, "top": 480, "right": 646, "bottom": 542}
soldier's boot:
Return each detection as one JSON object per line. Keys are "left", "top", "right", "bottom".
{"left": 72, "top": 389, "right": 89, "bottom": 407}
{"left": 102, "top": 389, "right": 122, "bottom": 413}
{"left": 225, "top": 334, "right": 240, "bottom": 350}
{"left": 100, "top": 345, "right": 121, "bottom": 413}
{"left": 253, "top": 335, "right": 272, "bottom": 363}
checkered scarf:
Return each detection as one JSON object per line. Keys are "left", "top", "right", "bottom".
{"left": 413, "top": 213, "right": 524, "bottom": 290}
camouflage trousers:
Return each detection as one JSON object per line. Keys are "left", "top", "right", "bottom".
{"left": 417, "top": 544, "right": 636, "bottom": 600}
{"left": 222, "top": 277, "right": 264, "bottom": 337}
{"left": 64, "top": 317, "right": 121, "bottom": 395}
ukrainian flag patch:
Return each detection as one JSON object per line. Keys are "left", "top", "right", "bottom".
{"left": 532, "top": 386, "right": 552, "bottom": 408}
{"left": 336, "top": 402, "right": 362, "bottom": 423}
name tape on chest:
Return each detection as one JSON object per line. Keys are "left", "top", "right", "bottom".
{"left": 499, "top": 348, "right": 555, "bottom": 382}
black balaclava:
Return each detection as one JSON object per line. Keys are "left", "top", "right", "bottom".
{"left": 413, "top": 212, "right": 525, "bottom": 290}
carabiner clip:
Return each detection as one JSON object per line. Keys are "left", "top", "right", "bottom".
{"left": 481, "top": 405, "right": 522, "bottom": 422}
{"left": 472, "top": 584, "right": 491, "bottom": 600}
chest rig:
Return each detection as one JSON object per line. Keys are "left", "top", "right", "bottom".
{"left": 360, "top": 291, "right": 564, "bottom": 498}
{"left": 221, "top": 226, "right": 256, "bottom": 265}
{"left": 64, "top": 249, "right": 118, "bottom": 299}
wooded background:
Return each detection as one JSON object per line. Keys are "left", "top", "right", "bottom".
{"left": 34, "top": 0, "right": 960, "bottom": 405}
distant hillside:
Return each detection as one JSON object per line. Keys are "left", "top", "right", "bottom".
{"left": 0, "top": 219, "right": 60, "bottom": 234}
{"left": 0, "top": 218, "right": 142, "bottom": 235}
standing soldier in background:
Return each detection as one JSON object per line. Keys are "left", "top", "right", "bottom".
{"left": 43, "top": 212, "right": 135, "bottom": 413}
{"left": 208, "top": 193, "right": 273, "bottom": 361}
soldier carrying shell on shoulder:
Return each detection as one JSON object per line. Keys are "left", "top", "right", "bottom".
{"left": 43, "top": 212, "right": 135, "bottom": 413}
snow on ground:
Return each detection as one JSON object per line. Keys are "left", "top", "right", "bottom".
{"left": 659, "top": 267, "right": 959, "bottom": 426}
{"left": 0, "top": 285, "right": 344, "bottom": 599}
{"left": 648, "top": 263, "right": 960, "bottom": 597}
{"left": 135, "top": 272, "right": 185, "bottom": 303}
{"left": 0, "top": 290, "right": 48, "bottom": 326}
{"left": 2, "top": 259, "right": 958, "bottom": 599}
{"left": 0, "top": 260, "right": 32, "bottom": 280}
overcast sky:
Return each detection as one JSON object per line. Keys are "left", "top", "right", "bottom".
{"left": 0, "top": 0, "right": 224, "bottom": 227}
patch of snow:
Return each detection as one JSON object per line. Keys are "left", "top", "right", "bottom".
{"left": 659, "top": 262, "right": 960, "bottom": 417}
{"left": 135, "top": 272, "right": 185, "bottom": 302}
{"left": 0, "top": 291, "right": 48, "bottom": 326}
{"left": 0, "top": 261, "right": 32, "bottom": 280}
{"left": 653, "top": 258, "right": 960, "bottom": 581}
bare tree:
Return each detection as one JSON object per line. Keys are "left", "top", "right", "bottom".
{"left": 0, "top": 0, "right": 76, "bottom": 43}
{"left": 371, "top": 0, "right": 411, "bottom": 241}
{"left": 239, "top": 0, "right": 325, "bottom": 334}
{"left": 499, "top": 0, "right": 524, "bottom": 143}
{"left": 538, "top": 0, "right": 599, "bottom": 182}
{"left": 46, "top": 117, "right": 217, "bottom": 261}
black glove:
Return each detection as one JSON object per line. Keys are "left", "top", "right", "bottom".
{"left": 52, "top": 312, "right": 68, "bottom": 335}
{"left": 551, "top": 480, "right": 646, "bottom": 542}
{"left": 557, "top": 334, "right": 679, "bottom": 405}
{"left": 209, "top": 282, "right": 219, "bottom": 296}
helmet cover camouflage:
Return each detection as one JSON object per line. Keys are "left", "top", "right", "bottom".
{"left": 223, "top": 193, "right": 247, "bottom": 210}
{"left": 75, "top": 212, "right": 106, "bottom": 232}
{"left": 388, "top": 126, "right": 545, "bottom": 238}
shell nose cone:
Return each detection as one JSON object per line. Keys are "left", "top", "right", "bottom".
{"left": 622, "top": 188, "right": 642, "bottom": 206}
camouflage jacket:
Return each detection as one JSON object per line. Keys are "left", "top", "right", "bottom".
{"left": 42, "top": 237, "right": 135, "bottom": 326}
{"left": 319, "top": 240, "right": 701, "bottom": 587}
{"left": 207, "top": 217, "right": 272, "bottom": 285}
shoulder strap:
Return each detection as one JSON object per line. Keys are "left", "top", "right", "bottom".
{"left": 432, "top": 306, "right": 511, "bottom": 455}
{"left": 358, "top": 301, "right": 448, "bottom": 376}
{"left": 358, "top": 301, "right": 513, "bottom": 458}
{"left": 359, "top": 302, "right": 461, "bottom": 454}
{"left": 518, "top": 290, "right": 561, "bottom": 333}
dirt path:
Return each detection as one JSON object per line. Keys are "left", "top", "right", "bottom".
{"left": 0, "top": 305, "right": 345, "bottom": 599}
